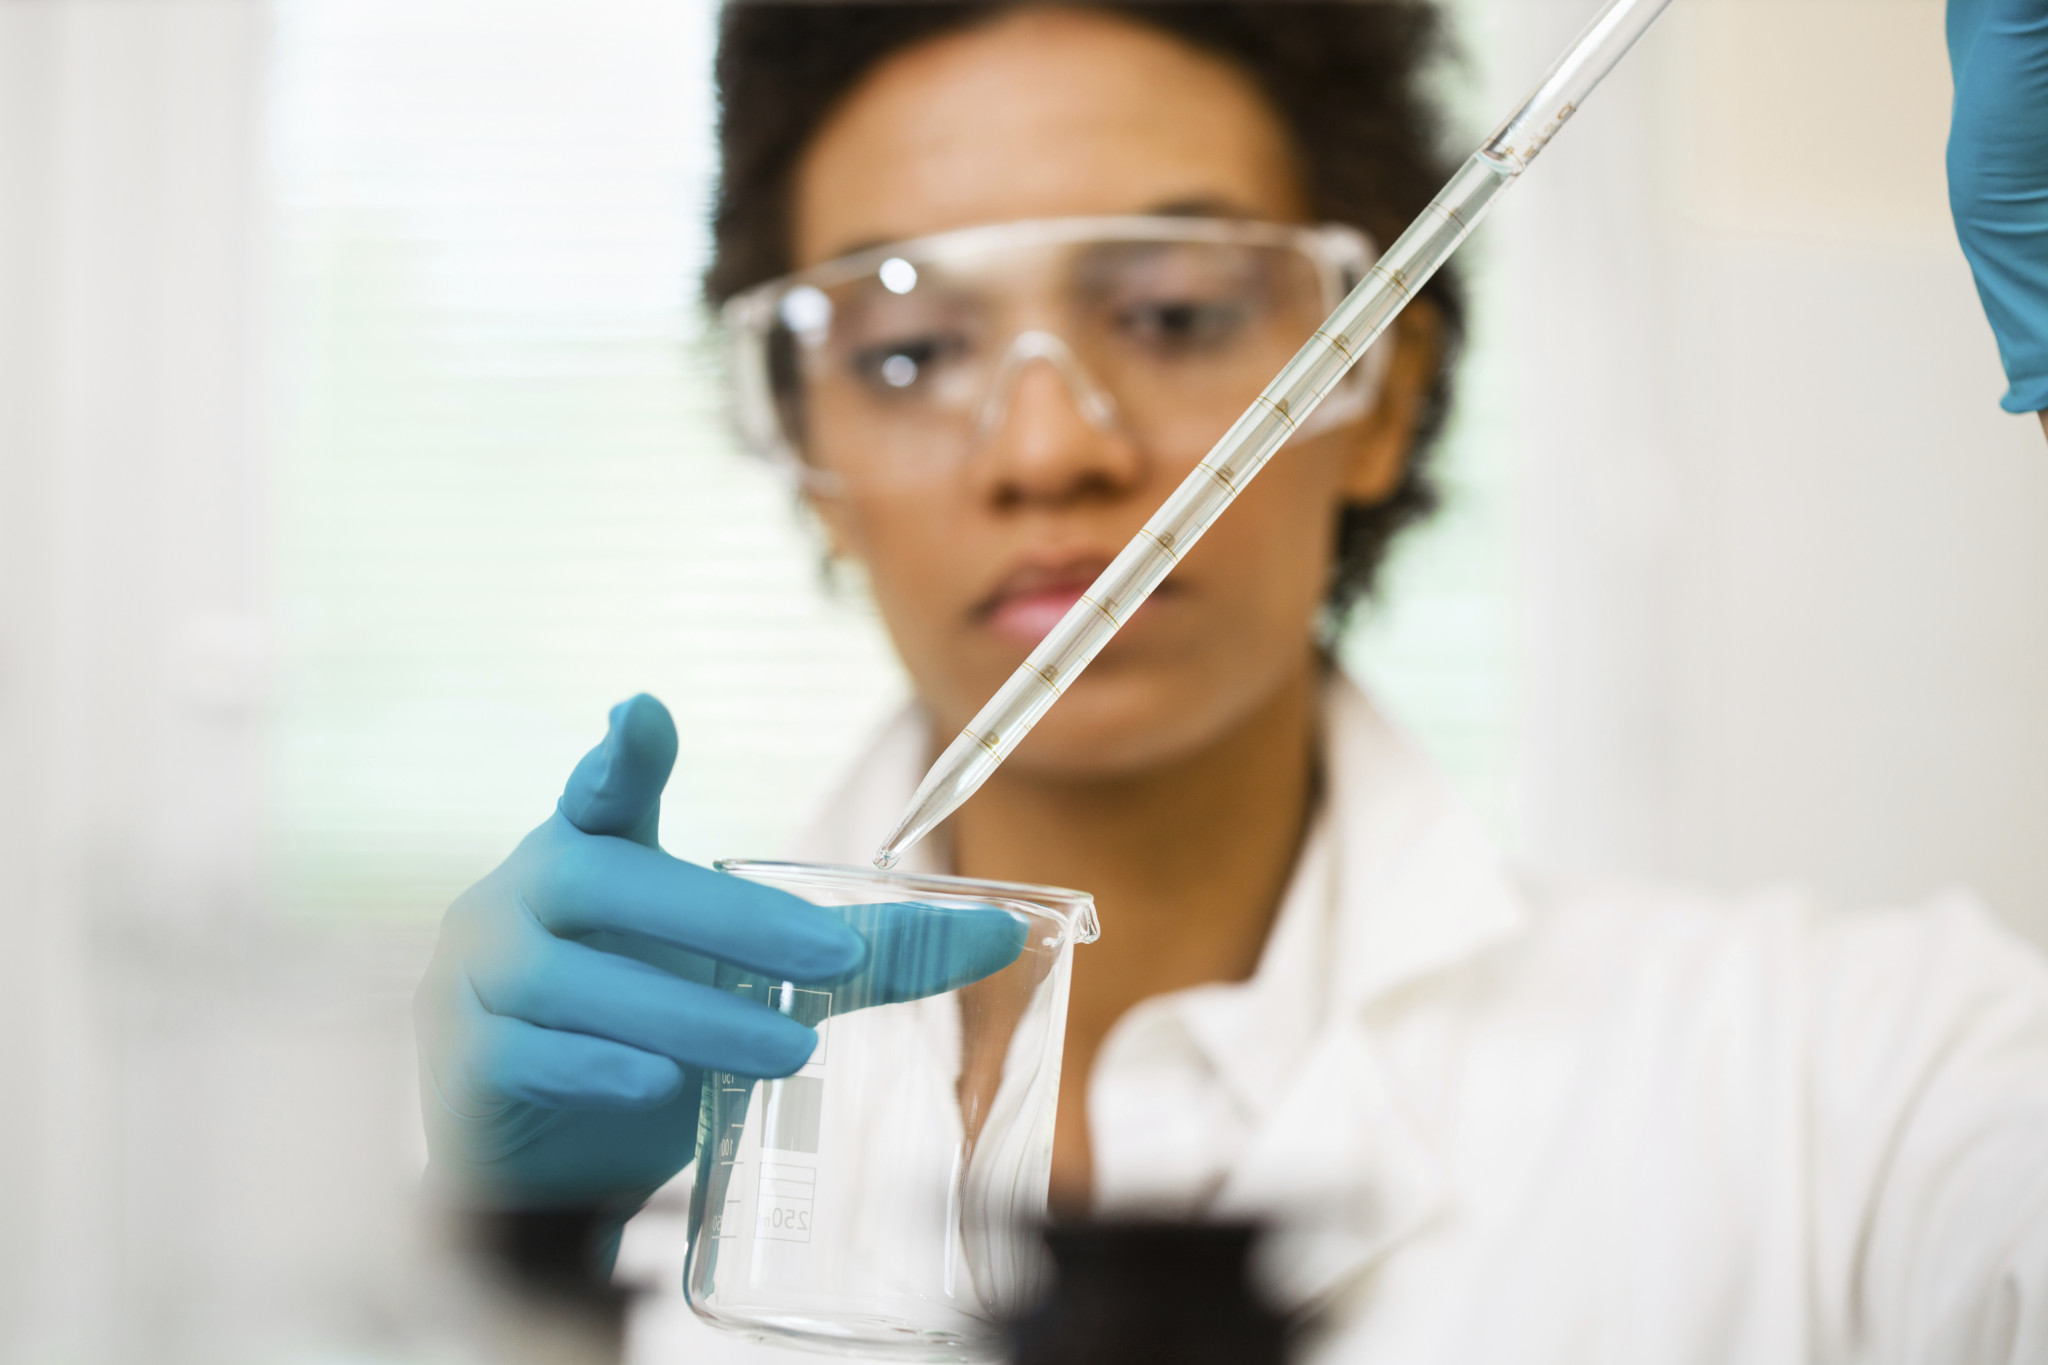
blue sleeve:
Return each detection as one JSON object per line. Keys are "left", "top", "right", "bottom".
{"left": 1948, "top": 0, "right": 2048, "bottom": 414}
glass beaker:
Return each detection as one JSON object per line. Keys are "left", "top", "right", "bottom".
{"left": 685, "top": 860, "right": 1098, "bottom": 1360}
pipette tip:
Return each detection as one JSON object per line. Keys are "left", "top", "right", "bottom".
{"left": 872, "top": 847, "right": 901, "bottom": 871}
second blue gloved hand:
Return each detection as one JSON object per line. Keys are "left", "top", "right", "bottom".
{"left": 413, "top": 694, "right": 1025, "bottom": 1238}
{"left": 1949, "top": 0, "right": 2048, "bottom": 413}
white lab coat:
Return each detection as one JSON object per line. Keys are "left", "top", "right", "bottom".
{"left": 619, "top": 674, "right": 2048, "bottom": 1364}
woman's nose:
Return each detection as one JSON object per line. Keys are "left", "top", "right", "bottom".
{"left": 972, "top": 333, "right": 1146, "bottom": 505}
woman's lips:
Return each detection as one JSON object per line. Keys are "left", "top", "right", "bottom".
{"left": 985, "top": 585, "right": 1089, "bottom": 645}
{"left": 975, "top": 556, "right": 1170, "bottom": 646}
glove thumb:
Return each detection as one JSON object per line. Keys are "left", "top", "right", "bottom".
{"left": 559, "top": 694, "right": 677, "bottom": 848}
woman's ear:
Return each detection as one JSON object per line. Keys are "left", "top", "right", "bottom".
{"left": 801, "top": 489, "right": 874, "bottom": 599}
{"left": 1338, "top": 300, "right": 1443, "bottom": 505}
{"left": 804, "top": 485, "right": 861, "bottom": 564}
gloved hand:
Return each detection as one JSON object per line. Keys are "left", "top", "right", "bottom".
{"left": 1948, "top": 0, "right": 2048, "bottom": 415}
{"left": 414, "top": 694, "right": 1025, "bottom": 1254}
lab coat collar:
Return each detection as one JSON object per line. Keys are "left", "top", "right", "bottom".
{"left": 1165, "top": 815, "right": 1334, "bottom": 1124}
{"left": 1317, "top": 674, "right": 1529, "bottom": 1019}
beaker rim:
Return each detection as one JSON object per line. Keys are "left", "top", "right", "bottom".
{"left": 715, "top": 859, "right": 1100, "bottom": 946}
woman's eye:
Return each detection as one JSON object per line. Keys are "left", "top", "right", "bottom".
{"left": 847, "top": 335, "right": 966, "bottom": 393}
{"left": 1117, "top": 298, "right": 1250, "bottom": 353}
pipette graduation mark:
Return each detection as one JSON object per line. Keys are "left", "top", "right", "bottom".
{"left": 874, "top": 0, "right": 1679, "bottom": 870}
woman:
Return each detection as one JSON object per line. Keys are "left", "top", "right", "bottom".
{"left": 415, "top": 4, "right": 2048, "bottom": 1360}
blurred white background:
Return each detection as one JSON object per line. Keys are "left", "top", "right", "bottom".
{"left": 3, "top": 0, "right": 2045, "bottom": 1357}
{"left": 1488, "top": 1, "right": 2048, "bottom": 933}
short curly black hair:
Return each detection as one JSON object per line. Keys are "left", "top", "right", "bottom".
{"left": 704, "top": 1, "right": 1464, "bottom": 621}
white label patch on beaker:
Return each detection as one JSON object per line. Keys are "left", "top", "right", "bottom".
{"left": 760, "top": 1075, "right": 824, "bottom": 1153}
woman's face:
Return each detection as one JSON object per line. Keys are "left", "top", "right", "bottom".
{"left": 792, "top": 6, "right": 1432, "bottom": 777}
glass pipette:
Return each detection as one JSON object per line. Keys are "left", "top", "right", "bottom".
{"left": 874, "top": 0, "right": 1678, "bottom": 870}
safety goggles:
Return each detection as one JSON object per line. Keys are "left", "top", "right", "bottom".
{"left": 722, "top": 215, "right": 1390, "bottom": 491}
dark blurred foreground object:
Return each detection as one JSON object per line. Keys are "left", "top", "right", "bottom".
{"left": 457, "top": 1208, "right": 628, "bottom": 1365}
{"left": 1007, "top": 1222, "right": 1290, "bottom": 1365}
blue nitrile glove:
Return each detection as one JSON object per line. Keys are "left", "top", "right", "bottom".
{"left": 1949, "top": 0, "right": 2048, "bottom": 413}
{"left": 414, "top": 694, "right": 1025, "bottom": 1252}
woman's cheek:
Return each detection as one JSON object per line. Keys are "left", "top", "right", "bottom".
{"left": 1209, "top": 453, "right": 1348, "bottom": 618}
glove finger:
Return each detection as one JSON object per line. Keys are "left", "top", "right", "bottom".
{"left": 559, "top": 694, "right": 677, "bottom": 848}
{"left": 471, "top": 919, "right": 822, "bottom": 1078}
{"left": 524, "top": 832, "right": 864, "bottom": 982}
{"left": 465, "top": 1004, "right": 687, "bottom": 1112}
{"left": 715, "top": 902, "right": 1029, "bottom": 1016}
{"left": 825, "top": 901, "right": 1029, "bottom": 1010}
